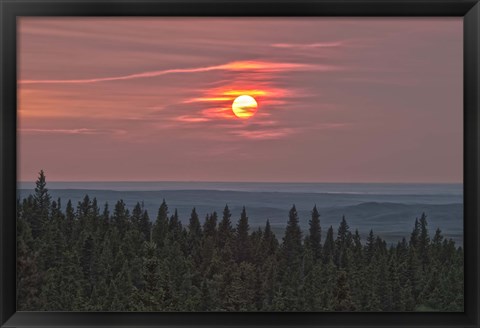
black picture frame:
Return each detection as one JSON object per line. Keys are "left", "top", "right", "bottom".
{"left": 1, "top": 0, "right": 479, "bottom": 327}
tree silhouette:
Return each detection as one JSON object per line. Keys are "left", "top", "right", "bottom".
{"left": 16, "top": 171, "right": 464, "bottom": 312}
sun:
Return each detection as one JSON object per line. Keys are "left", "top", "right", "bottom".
{"left": 232, "top": 95, "right": 258, "bottom": 119}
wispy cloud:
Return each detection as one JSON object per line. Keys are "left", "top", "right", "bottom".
{"left": 183, "top": 97, "right": 232, "bottom": 104}
{"left": 314, "top": 123, "right": 351, "bottom": 129}
{"left": 231, "top": 128, "right": 294, "bottom": 140}
{"left": 201, "top": 107, "right": 236, "bottom": 120}
{"left": 271, "top": 41, "right": 344, "bottom": 49}
{"left": 228, "top": 122, "right": 349, "bottom": 140}
{"left": 20, "top": 128, "right": 125, "bottom": 135}
{"left": 19, "top": 60, "right": 334, "bottom": 85}
{"left": 174, "top": 116, "right": 210, "bottom": 123}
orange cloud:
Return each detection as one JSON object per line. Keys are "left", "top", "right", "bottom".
{"left": 175, "top": 116, "right": 210, "bottom": 123}
{"left": 201, "top": 107, "right": 236, "bottom": 120}
{"left": 184, "top": 97, "right": 232, "bottom": 103}
{"left": 175, "top": 69, "right": 299, "bottom": 125}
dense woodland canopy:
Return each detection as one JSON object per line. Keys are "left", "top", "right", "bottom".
{"left": 17, "top": 171, "right": 463, "bottom": 311}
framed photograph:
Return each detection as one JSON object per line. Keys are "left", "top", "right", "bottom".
{"left": 1, "top": 0, "right": 479, "bottom": 327}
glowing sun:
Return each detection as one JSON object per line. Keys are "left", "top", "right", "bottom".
{"left": 232, "top": 95, "right": 258, "bottom": 119}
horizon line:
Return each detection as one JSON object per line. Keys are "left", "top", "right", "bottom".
{"left": 17, "top": 180, "right": 463, "bottom": 185}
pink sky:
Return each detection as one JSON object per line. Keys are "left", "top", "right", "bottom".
{"left": 18, "top": 18, "right": 462, "bottom": 183}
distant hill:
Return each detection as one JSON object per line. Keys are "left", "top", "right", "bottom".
{"left": 17, "top": 188, "right": 463, "bottom": 244}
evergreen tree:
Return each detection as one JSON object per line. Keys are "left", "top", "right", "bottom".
{"left": 139, "top": 210, "right": 152, "bottom": 241}
{"left": 139, "top": 241, "right": 165, "bottom": 311}
{"left": 223, "top": 262, "right": 257, "bottom": 311}
{"left": 77, "top": 195, "right": 92, "bottom": 220}
{"left": 132, "top": 202, "right": 151, "bottom": 241}
{"left": 152, "top": 199, "right": 169, "bottom": 247}
{"left": 409, "top": 218, "right": 420, "bottom": 249}
{"left": 282, "top": 205, "right": 303, "bottom": 265}
{"left": 39, "top": 251, "right": 83, "bottom": 311}
{"left": 365, "top": 229, "right": 375, "bottom": 263}
{"left": 323, "top": 226, "right": 335, "bottom": 264}
{"left": 40, "top": 199, "right": 66, "bottom": 267}
{"left": 111, "top": 260, "right": 134, "bottom": 311}
{"left": 262, "top": 220, "right": 278, "bottom": 257}
{"left": 16, "top": 176, "right": 465, "bottom": 313}
{"left": 112, "top": 200, "right": 129, "bottom": 236}
{"left": 418, "top": 212, "right": 430, "bottom": 268}
{"left": 100, "top": 202, "right": 110, "bottom": 237}
{"left": 91, "top": 198, "right": 100, "bottom": 227}
{"left": 275, "top": 205, "right": 304, "bottom": 311}
{"left": 307, "top": 205, "right": 322, "bottom": 260}
{"left": 334, "top": 270, "right": 355, "bottom": 311}
{"left": 79, "top": 234, "right": 95, "bottom": 296}
{"left": 187, "top": 207, "right": 203, "bottom": 268}
{"left": 234, "top": 207, "right": 251, "bottom": 263}
{"left": 162, "top": 239, "right": 191, "bottom": 311}
{"left": 352, "top": 229, "right": 363, "bottom": 268}
{"left": 335, "top": 216, "right": 353, "bottom": 269}
{"left": 203, "top": 212, "right": 218, "bottom": 240}
{"left": 167, "top": 209, "right": 182, "bottom": 241}
{"left": 131, "top": 202, "right": 143, "bottom": 231}
{"left": 31, "top": 170, "right": 51, "bottom": 238}
{"left": 16, "top": 217, "right": 42, "bottom": 310}
{"left": 431, "top": 228, "right": 444, "bottom": 260}
{"left": 218, "top": 205, "right": 234, "bottom": 239}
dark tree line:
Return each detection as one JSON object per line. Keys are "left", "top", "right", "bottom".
{"left": 17, "top": 171, "right": 464, "bottom": 311}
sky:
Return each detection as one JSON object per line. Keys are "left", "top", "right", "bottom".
{"left": 18, "top": 18, "right": 462, "bottom": 183}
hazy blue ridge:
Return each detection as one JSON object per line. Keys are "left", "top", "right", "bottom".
{"left": 17, "top": 182, "right": 463, "bottom": 245}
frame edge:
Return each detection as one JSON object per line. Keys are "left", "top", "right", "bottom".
{"left": 464, "top": 1, "right": 480, "bottom": 327}
{"left": 1, "top": 0, "right": 479, "bottom": 327}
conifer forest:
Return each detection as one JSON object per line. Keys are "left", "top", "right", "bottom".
{"left": 17, "top": 171, "right": 464, "bottom": 312}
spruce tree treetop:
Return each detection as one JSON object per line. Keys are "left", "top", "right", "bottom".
{"left": 219, "top": 205, "right": 234, "bottom": 232}
{"left": 336, "top": 216, "right": 353, "bottom": 251}
{"left": 203, "top": 212, "right": 218, "bottom": 239}
{"left": 222, "top": 204, "right": 232, "bottom": 221}
{"left": 112, "top": 199, "right": 129, "bottom": 236}
{"left": 34, "top": 170, "right": 50, "bottom": 202}
{"left": 264, "top": 219, "right": 272, "bottom": 235}
{"left": 365, "top": 229, "right": 376, "bottom": 263}
{"left": 78, "top": 194, "right": 92, "bottom": 218}
{"left": 410, "top": 218, "right": 420, "bottom": 248}
{"left": 157, "top": 199, "right": 169, "bottom": 223}
{"left": 262, "top": 219, "right": 278, "bottom": 258}
{"left": 419, "top": 213, "right": 430, "bottom": 247}
{"left": 237, "top": 207, "right": 250, "bottom": 238}
{"left": 282, "top": 205, "right": 303, "bottom": 263}
{"left": 418, "top": 213, "right": 430, "bottom": 267}
{"left": 323, "top": 225, "right": 335, "bottom": 264}
{"left": 218, "top": 205, "right": 234, "bottom": 249}
{"left": 31, "top": 170, "right": 51, "bottom": 238}
{"left": 308, "top": 205, "right": 322, "bottom": 260}
{"left": 33, "top": 170, "right": 51, "bottom": 213}
{"left": 234, "top": 207, "right": 251, "bottom": 263}
{"left": 132, "top": 202, "right": 143, "bottom": 222}
{"left": 168, "top": 209, "right": 181, "bottom": 234}
{"left": 188, "top": 207, "right": 202, "bottom": 238}
{"left": 153, "top": 199, "right": 169, "bottom": 247}
{"left": 337, "top": 217, "right": 350, "bottom": 241}
{"left": 91, "top": 198, "right": 100, "bottom": 217}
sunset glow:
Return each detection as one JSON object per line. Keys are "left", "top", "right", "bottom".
{"left": 17, "top": 18, "right": 462, "bottom": 183}
{"left": 232, "top": 95, "right": 258, "bottom": 119}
